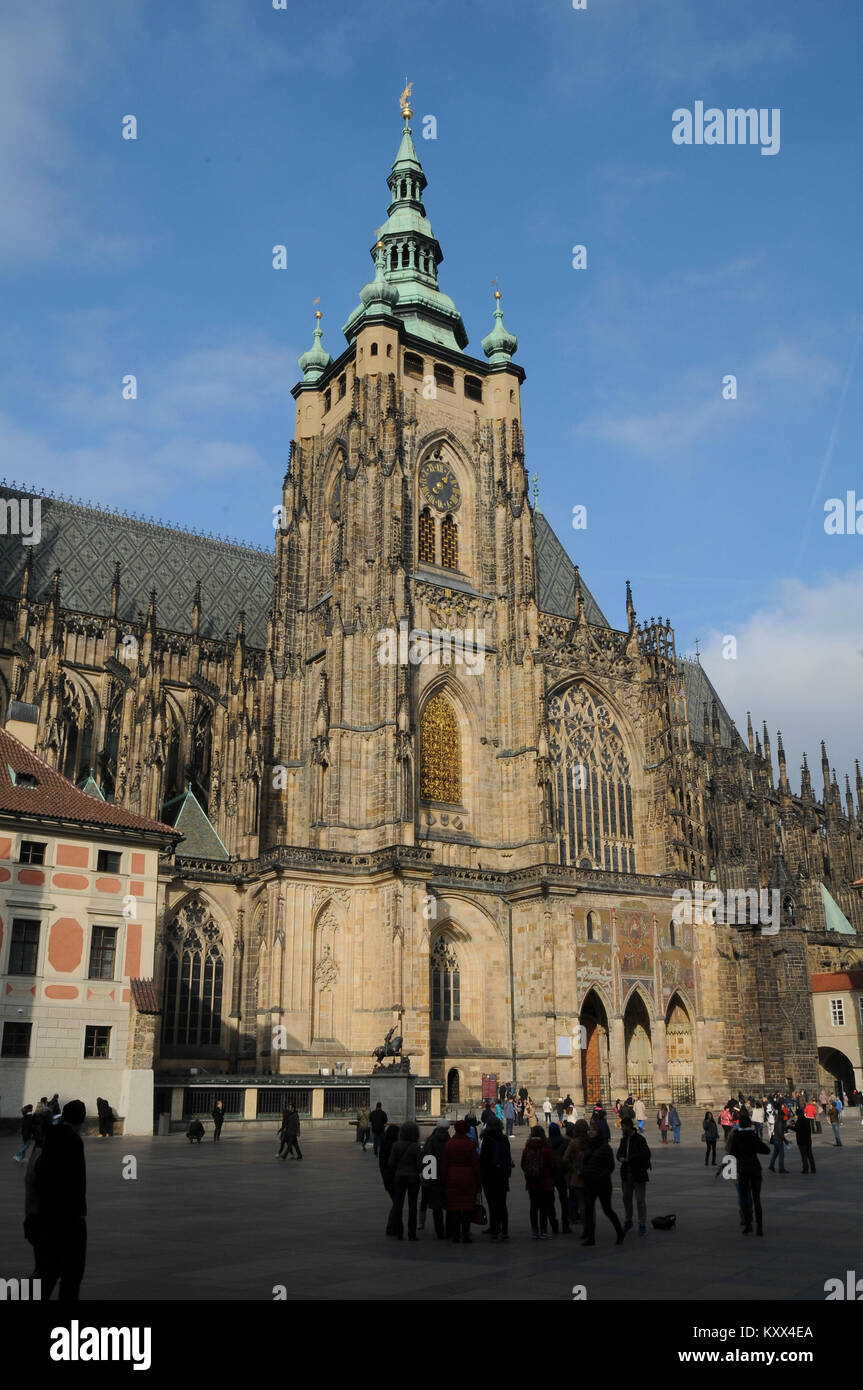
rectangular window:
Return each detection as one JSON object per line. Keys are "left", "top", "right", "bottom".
{"left": 9, "top": 919, "right": 40, "bottom": 975}
{"left": 84, "top": 1025, "right": 111, "bottom": 1059}
{"left": 1, "top": 1021, "right": 32, "bottom": 1058}
{"left": 89, "top": 926, "right": 118, "bottom": 980}
{"left": 96, "top": 850, "right": 121, "bottom": 873}
{"left": 18, "top": 841, "right": 46, "bottom": 865}
{"left": 829, "top": 998, "right": 845, "bottom": 1027}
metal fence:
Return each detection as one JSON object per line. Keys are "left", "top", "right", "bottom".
{"left": 182, "top": 1088, "right": 245, "bottom": 1116}
{"left": 256, "top": 1088, "right": 313, "bottom": 1117}
{"left": 415, "top": 1087, "right": 431, "bottom": 1114}
{"left": 323, "top": 1086, "right": 370, "bottom": 1115}
{"left": 625, "top": 1074, "right": 655, "bottom": 1106}
{"left": 669, "top": 1076, "right": 695, "bottom": 1106}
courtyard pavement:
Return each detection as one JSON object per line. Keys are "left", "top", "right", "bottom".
{"left": 1, "top": 1108, "right": 860, "bottom": 1301}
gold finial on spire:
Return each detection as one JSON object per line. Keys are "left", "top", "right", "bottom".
{"left": 399, "top": 79, "right": 413, "bottom": 119}
{"left": 313, "top": 297, "right": 321, "bottom": 319}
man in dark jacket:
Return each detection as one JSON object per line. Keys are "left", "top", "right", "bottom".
{"left": 14, "top": 1105, "right": 36, "bottom": 1163}
{"left": 369, "top": 1101, "right": 388, "bottom": 1155}
{"left": 794, "top": 1105, "right": 816, "bottom": 1174}
{"left": 521, "top": 1125, "right": 557, "bottom": 1239}
{"left": 388, "top": 1121, "right": 423, "bottom": 1240}
{"left": 547, "top": 1122, "right": 570, "bottom": 1233}
{"left": 187, "top": 1118, "right": 205, "bottom": 1143}
{"left": 728, "top": 1109, "right": 770, "bottom": 1235}
{"left": 24, "top": 1099, "right": 87, "bottom": 1300}
{"left": 278, "top": 1104, "right": 302, "bottom": 1160}
{"left": 420, "top": 1121, "right": 450, "bottom": 1238}
{"left": 211, "top": 1101, "right": 225, "bottom": 1142}
{"left": 479, "top": 1118, "right": 513, "bottom": 1240}
{"left": 767, "top": 1108, "right": 786, "bottom": 1172}
{"left": 616, "top": 1117, "right": 651, "bottom": 1235}
{"left": 581, "top": 1119, "right": 625, "bottom": 1246}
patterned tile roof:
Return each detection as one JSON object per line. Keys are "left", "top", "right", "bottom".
{"left": 533, "top": 510, "right": 608, "bottom": 626}
{"left": 0, "top": 726, "right": 179, "bottom": 840}
{"left": 679, "top": 658, "right": 743, "bottom": 750}
{"left": 0, "top": 485, "right": 274, "bottom": 646}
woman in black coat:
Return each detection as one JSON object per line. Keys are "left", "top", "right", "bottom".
{"left": 379, "top": 1123, "right": 401, "bottom": 1236}
{"left": 96, "top": 1097, "right": 114, "bottom": 1138}
{"left": 702, "top": 1110, "right": 718, "bottom": 1166}
{"left": 479, "top": 1118, "right": 513, "bottom": 1240}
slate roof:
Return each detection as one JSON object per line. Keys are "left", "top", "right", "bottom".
{"left": 0, "top": 485, "right": 274, "bottom": 646}
{"left": 533, "top": 510, "right": 608, "bottom": 626}
{"left": 0, "top": 726, "right": 179, "bottom": 840}
{"left": 162, "top": 786, "right": 230, "bottom": 860}
{"left": 679, "top": 658, "right": 743, "bottom": 750}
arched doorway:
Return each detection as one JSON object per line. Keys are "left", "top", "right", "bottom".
{"left": 818, "top": 1047, "right": 855, "bottom": 1103}
{"left": 666, "top": 995, "right": 694, "bottom": 1104}
{"left": 580, "top": 989, "right": 610, "bottom": 1106}
{"left": 624, "top": 992, "right": 653, "bottom": 1104}
{"left": 447, "top": 1068, "right": 460, "bottom": 1104}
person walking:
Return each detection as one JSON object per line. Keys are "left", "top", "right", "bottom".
{"left": 803, "top": 1098, "right": 817, "bottom": 1137}
{"left": 719, "top": 1104, "right": 734, "bottom": 1140}
{"left": 592, "top": 1103, "right": 611, "bottom": 1142}
{"left": 479, "top": 1117, "right": 513, "bottom": 1240}
{"left": 668, "top": 1103, "right": 682, "bottom": 1144}
{"left": 211, "top": 1100, "right": 224, "bottom": 1142}
{"left": 442, "top": 1120, "right": 481, "bottom": 1244}
{"left": 96, "top": 1097, "right": 114, "bottom": 1138}
{"left": 356, "top": 1102, "right": 371, "bottom": 1151}
{"left": 388, "top": 1121, "right": 423, "bottom": 1241}
{"left": 563, "top": 1117, "right": 589, "bottom": 1225}
{"left": 702, "top": 1110, "right": 718, "bottom": 1166}
{"left": 750, "top": 1100, "right": 765, "bottom": 1139}
{"left": 24, "top": 1099, "right": 88, "bottom": 1301}
{"left": 581, "top": 1118, "right": 625, "bottom": 1246}
{"left": 419, "top": 1120, "right": 450, "bottom": 1238}
{"left": 379, "top": 1123, "right": 400, "bottom": 1235}
{"left": 795, "top": 1105, "right": 816, "bottom": 1174}
{"left": 13, "top": 1105, "right": 36, "bottom": 1164}
{"left": 370, "top": 1101, "right": 388, "bottom": 1155}
{"left": 547, "top": 1122, "right": 570, "bottom": 1234}
{"left": 525, "top": 1097, "right": 537, "bottom": 1128}
{"left": 617, "top": 1116, "right": 651, "bottom": 1236}
{"left": 542, "top": 1097, "right": 553, "bottom": 1128}
{"left": 633, "top": 1096, "right": 647, "bottom": 1132}
{"left": 827, "top": 1098, "right": 842, "bottom": 1146}
{"left": 657, "top": 1103, "right": 670, "bottom": 1144}
{"left": 767, "top": 1108, "right": 786, "bottom": 1172}
{"left": 521, "top": 1125, "right": 556, "bottom": 1240}
{"left": 556, "top": 1097, "right": 566, "bottom": 1125}
{"left": 503, "top": 1097, "right": 515, "bottom": 1137}
{"left": 186, "top": 1118, "right": 205, "bottom": 1143}
{"left": 727, "top": 1109, "right": 770, "bottom": 1236}
{"left": 278, "top": 1103, "right": 302, "bottom": 1160}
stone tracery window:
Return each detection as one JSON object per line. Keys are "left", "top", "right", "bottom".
{"left": 431, "top": 935, "right": 460, "bottom": 1021}
{"left": 547, "top": 684, "right": 636, "bottom": 872}
{"left": 420, "top": 692, "right": 461, "bottom": 804}
{"left": 418, "top": 507, "right": 436, "bottom": 565}
{"left": 440, "top": 514, "right": 458, "bottom": 569}
{"left": 162, "top": 899, "right": 224, "bottom": 1046}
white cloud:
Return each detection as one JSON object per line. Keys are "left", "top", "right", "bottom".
{"left": 699, "top": 567, "right": 863, "bottom": 787}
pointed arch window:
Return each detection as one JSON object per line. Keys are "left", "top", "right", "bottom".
{"left": 418, "top": 507, "right": 436, "bottom": 565}
{"left": 162, "top": 900, "right": 224, "bottom": 1046}
{"left": 440, "top": 514, "right": 458, "bottom": 570}
{"left": 432, "top": 935, "right": 460, "bottom": 1021}
{"left": 420, "top": 692, "right": 461, "bottom": 804}
{"left": 547, "top": 684, "right": 636, "bottom": 872}
{"left": 190, "top": 699, "right": 213, "bottom": 812}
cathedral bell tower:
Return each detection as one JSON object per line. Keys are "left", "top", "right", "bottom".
{"left": 263, "top": 90, "right": 545, "bottom": 870}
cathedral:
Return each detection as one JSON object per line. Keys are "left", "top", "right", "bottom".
{"left": 1, "top": 95, "right": 861, "bottom": 1108}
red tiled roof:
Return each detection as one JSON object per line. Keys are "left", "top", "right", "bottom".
{"left": 810, "top": 970, "right": 863, "bottom": 992}
{"left": 0, "top": 726, "right": 178, "bottom": 840}
{"left": 130, "top": 978, "right": 160, "bottom": 1013}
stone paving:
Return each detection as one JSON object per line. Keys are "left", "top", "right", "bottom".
{"left": 1, "top": 1108, "right": 860, "bottom": 1301}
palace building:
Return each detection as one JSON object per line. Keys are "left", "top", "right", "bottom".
{"left": 1, "top": 97, "right": 862, "bottom": 1115}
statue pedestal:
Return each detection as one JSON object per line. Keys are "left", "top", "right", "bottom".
{"left": 370, "top": 1071, "right": 416, "bottom": 1125}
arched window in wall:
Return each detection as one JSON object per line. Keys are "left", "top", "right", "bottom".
{"left": 190, "top": 699, "right": 213, "bottom": 811}
{"left": 440, "top": 514, "right": 458, "bottom": 570}
{"left": 418, "top": 507, "right": 436, "bottom": 565}
{"left": 161, "top": 899, "right": 224, "bottom": 1046}
{"left": 586, "top": 910, "right": 599, "bottom": 942}
{"left": 431, "top": 935, "right": 460, "bottom": 1021}
{"left": 420, "top": 692, "right": 461, "bottom": 804}
{"left": 547, "top": 684, "right": 637, "bottom": 872}
{"left": 99, "top": 685, "right": 123, "bottom": 800}
{"left": 60, "top": 680, "right": 94, "bottom": 786}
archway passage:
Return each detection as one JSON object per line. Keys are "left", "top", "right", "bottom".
{"left": 624, "top": 992, "right": 653, "bottom": 1105}
{"left": 818, "top": 1046, "right": 855, "bottom": 1102}
{"left": 447, "top": 1068, "right": 460, "bottom": 1104}
{"left": 666, "top": 996, "right": 694, "bottom": 1105}
{"left": 580, "top": 989, "right": 610, "bottom": 1106}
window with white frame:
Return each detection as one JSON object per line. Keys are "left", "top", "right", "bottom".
{"left": 829, "top": 998, "right": 845, "bottom": 1027}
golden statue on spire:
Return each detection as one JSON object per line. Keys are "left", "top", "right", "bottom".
{"left": 399, "top": 79, "right": 413, "bottom": 118}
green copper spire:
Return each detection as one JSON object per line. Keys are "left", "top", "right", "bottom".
{"left": 342, "top": 88, "right": 468, "bottom": 351}
{"left": 298, "top": 310, "right": 332, "bottom": 382}
{"left": 359, "top": 238, "right": 399, "bottom": 314}
{"left": 482, "top": 289, "right": 518, "bottom": 365}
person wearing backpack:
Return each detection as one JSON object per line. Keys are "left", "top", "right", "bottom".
{"left": 617, "top": 1115, "right": 651, "bottom": 1236}
{"left": 581, "top": 1118, "right": 625, "bottom": 1246}
{"left": 479, "top": 1117, "right": 513, "bottom": 1240}
{"left": 521, "top": 1125, "right": 556, "bottom": 1239}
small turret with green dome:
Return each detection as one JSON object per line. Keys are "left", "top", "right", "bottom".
{"left": 482, "top": 289, "right": 518, "bottom": 366}
{"left": 298, "top": 309, "right": 333, "bottom": 382}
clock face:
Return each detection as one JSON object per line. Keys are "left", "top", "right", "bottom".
{"left": 419, "top": 459, "right": 461, "bottom": 513}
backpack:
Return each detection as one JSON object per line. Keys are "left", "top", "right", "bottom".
{"left": 522, "top": 1143, "right": 544, "bottom": 1180}
{"left": 492, "top": 1136, "right": 513, "bottom": 1173}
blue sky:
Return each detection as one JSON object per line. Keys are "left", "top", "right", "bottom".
{"left": 1, "top": 0, "right": 860, "bottom": 784}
